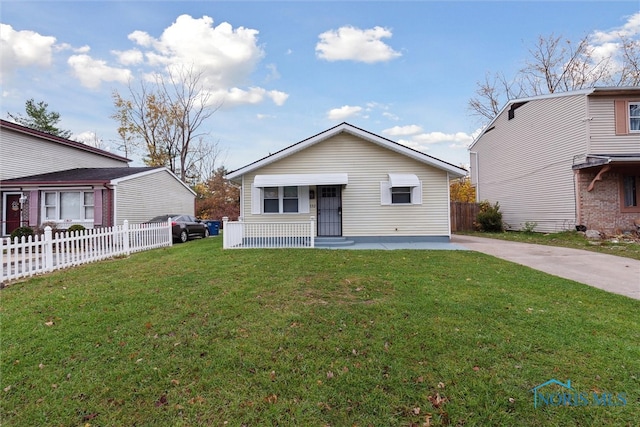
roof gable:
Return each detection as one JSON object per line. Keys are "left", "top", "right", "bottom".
{"left": 226, "top": 122, "right": 466, "bottom": 179}
{"left": 0, "top": 119, "right": 130, "bottom": 163}
{"left": 470, "top": 86, "right": 640, "bottom": 149}
{"left": 0, "top": 166, "right": 197, "bottom": 195}
{"left": 0, "top": 167, "right": 160, "bottom": 185}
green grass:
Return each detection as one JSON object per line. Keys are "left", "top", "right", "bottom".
{"left": 459, "top": 230, "right": 640, "bottom": 261}
{"left": 2, "top": 237, "right": 639, "bottom": 426}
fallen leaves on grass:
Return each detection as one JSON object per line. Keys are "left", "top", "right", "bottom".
{"left": 155, "top": 394, "right": 168, "bottom": 407}
{"left": 428, "top": 393, "right": 448, "bottom": 409}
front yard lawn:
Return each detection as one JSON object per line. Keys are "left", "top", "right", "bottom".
{"left": 2, "top": 237, "right": 639, "bottom": 426}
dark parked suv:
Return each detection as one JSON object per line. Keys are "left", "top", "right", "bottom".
{"left": 146, "top": 214, "right": 209, "bottom": 243}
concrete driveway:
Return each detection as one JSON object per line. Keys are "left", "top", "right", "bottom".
{"left": 451, "top": 235, "right": 640, "bottom": 300}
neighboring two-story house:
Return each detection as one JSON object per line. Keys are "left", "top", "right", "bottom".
{"left": 469, "top": 87, "right": 640, "bottom": 234}
{"left": 0, "top": 119, "right": 196, "bottom": 236}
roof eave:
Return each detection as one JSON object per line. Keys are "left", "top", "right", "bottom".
{"left": 226, "top": 122, "right": 467, "bottom": 180}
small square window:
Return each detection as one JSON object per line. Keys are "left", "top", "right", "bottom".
{"left": 391, "top": 187, "right": 411, "bottom": 204}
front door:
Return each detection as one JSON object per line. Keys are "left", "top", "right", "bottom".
{"left": 317, "top": 186, "right": 342, "bottom": 236}
{"left": 4, "top": 194, "right": 22, "bottom": 236}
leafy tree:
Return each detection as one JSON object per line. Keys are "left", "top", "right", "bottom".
{"left": 8, "top": 99, "right": 72, "bottom": 138}
{"left": 450, "top": 176, "right": 476, "bottom": 203}
{"left": 112, "top": 66, "right": 221, "bottom": 182}
{"left": 469, "top": 33, "right": 640, "bottom": 122}
{"left": 195, "top": 167, "right": 240, "bottom": 221}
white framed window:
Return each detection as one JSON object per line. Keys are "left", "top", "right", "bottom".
{"left": 630, "top": 102, "right": 640, "bottom": 132}
{"left": 252, "top": 185, "right": 309, "bottom": 214}
{"left": 380, "top": 174, "right": 423, "bottom": 205}
{"left": 43, "top": 191, "right": 95, "bottom": 221}
{"left": 391, "top": 186, "right": 412, "bottom": 204}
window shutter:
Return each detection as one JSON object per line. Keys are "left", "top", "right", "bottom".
{"left": 251, "top": 184, "right": 261, "bottom": 214}
{"left": 614, "top": 100, "right": 629, "bottom": 135}
{"left": 412, "top": 181, "right": 423, "bottom": 205}
{"left": 28, "top": 190, "right": 39, "bottom": 226}
{"left": 380, "top": 181, "right": 391, "bottom": 205}
{"left": 93, "top": 189, "right": 103, "bottom": 226}
{"left": 298, "top": 186, "right": 310, "bottom": 213}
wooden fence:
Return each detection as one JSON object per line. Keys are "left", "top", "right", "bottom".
{"left": 450, "top": 202, "right": 480, "bottom": 232}
{"left": 1, "top": 220, "right": 172, "bottom": 284}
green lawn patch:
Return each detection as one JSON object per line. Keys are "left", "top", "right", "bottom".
{"left": 2, "top": 237, "right": 639, "bottom": 426}
{"left": 459, "top": 230, "right": 640, "bottom": 261}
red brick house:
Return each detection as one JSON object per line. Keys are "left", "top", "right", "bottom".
{"left": 470, "top": 87, "right": 640, "bottom": 234}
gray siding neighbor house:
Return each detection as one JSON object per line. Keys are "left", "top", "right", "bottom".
{"left": 226, "top": 122, "right": 467, "bottom": 242}
{"left": 0, "top": 119, "right": 196, "bottom": 236}
{"left": 469, "top": 87, "right": 640, "bottom": 234}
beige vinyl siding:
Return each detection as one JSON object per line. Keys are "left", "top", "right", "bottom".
{"left": 0, "top": 128, "right": 128, "bottom": 180}
{"left": 588, "top": 97, "right": 640, "bottom": 154}
{"left": 114, "top": 170, "right": 194, "bottom": 225}
{"left": 242, "top": 133, "right": 451, "bottom": 237}
{"left": 474, "top": 94, "right": 588, "bottom": 232}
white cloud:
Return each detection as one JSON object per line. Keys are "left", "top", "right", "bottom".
{"left": 588, "top": 12, "right": 640, "bottom": 73}
{"left": 67, "top": 54, "right": 132, "bottom": 89}
{"left": 268, "top": 90, "right": 289, "bottom": 106}
{"left": 382, "top": 125, "right": 423, "bottom": 136}
{"left": 0, "top": 24, "right": 56, "bottom": 82}
{"left": 212, "top": 86, "right": 289, "bottom": 108}
{"left": 393, "top": 129, "right": 482, "bottom": 153}
{"left": 130, "top": 15, "right": 265, "bottom": 89}
{"left": 113, "top": 49, "right": 144, "bottom": 66}
{"left": 327, "top": 105, "right": 363, "bottom": 120}
{"left": 316, "top": 25, "right": 402, "bottom": 63}
{"left": 382, "top": 111, "right": 400, "bottom": 121}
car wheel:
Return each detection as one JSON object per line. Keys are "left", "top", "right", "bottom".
{"left": 204, "top": 228, "right": 210, "bottom": 238}
{"left": 179, "top": 229, "right": 188, "bottom": 243}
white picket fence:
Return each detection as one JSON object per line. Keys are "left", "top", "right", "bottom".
{"left": 1, "top": 220, "right": 172, "bottom": 283}
{"left": 222, "top": 217, "right": 315, "bottom": 249}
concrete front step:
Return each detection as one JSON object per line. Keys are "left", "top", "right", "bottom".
{"left": 314, "top": 237, "right": 355, "bottom": 247}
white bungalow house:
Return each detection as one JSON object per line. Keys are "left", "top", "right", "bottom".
{"left": 469, "top": 87, "right": 640, "bottom": 234}
{"left": 225, "top": 122, "right": 467, "bottom": 247}
{"left": 0, "top": 119, "right": 196, "bottom": 235}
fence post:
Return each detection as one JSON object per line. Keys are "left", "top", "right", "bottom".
{"left": 310, "top": 216, "right": 315, "bottom": 248}
{"left": 44, "top": 226, "right": 53, "bottom": 272}
{"left": 222, "top": 217, "right": 229, "bottom": 249}
{"left": 167, "top": 220, "right": 173, "bottom": 246}
{"left": 123, "top": 220, "right": 130, "bottom": 256}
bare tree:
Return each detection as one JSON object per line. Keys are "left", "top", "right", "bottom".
{"left": 111, "top": 66, "right": 222, "bottom": 182}
{"left": 469, "top": 31, "right": 640, "bottom": 123}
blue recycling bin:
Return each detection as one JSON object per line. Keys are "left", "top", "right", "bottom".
{"left": 203, "top": 220, "right": 220, "bottom": 236}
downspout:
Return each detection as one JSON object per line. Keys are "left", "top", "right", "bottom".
{"left": 240, "top": 175, "right": 245, "bottom": 219}
{"left": 446, "top": 172, "right": 452, "bottom": 239}
{"left": 111, "top": 183, "right": 118, "bottom": 226}
{"left": 574, "top": 170, "right": 581, "bottom": 229}
{"left": 470, "top": 151, "right": 479, "bottom": 201}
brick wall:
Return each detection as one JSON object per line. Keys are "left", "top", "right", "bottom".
{"left": 576, "top": 169, "right": 639, "bottom": 234}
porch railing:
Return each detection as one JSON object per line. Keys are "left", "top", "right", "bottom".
{"left": 1, "top": 220, "right": 172, "bottom": 284}
{"left": 222, "top": 217, "right": 315, "bottom": 249}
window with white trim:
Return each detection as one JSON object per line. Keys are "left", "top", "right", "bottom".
{"left": 253, "top": 185, "right": 309, "bottom": 214}
{"left": 630, "top": 102, "right": 640, "bottom": 132}
{"left": 43, "top": 191, "right": 94, "bottom": 221}
{"left": 391, "top": 186, "right": 412, "bottom": 204}
{"left": 380, "top": 174, "right": 423, "bottom": 205}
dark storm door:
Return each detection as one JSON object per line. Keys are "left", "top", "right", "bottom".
{"left": 5, "top": 194, "right": 22, "bottom": 235}
{"left": 317, "top": 186, "right": 342, "bottom": 236}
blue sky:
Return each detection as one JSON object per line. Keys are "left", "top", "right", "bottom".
{"left": 2, "top": 1, "right": 639, "bottom": 171}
